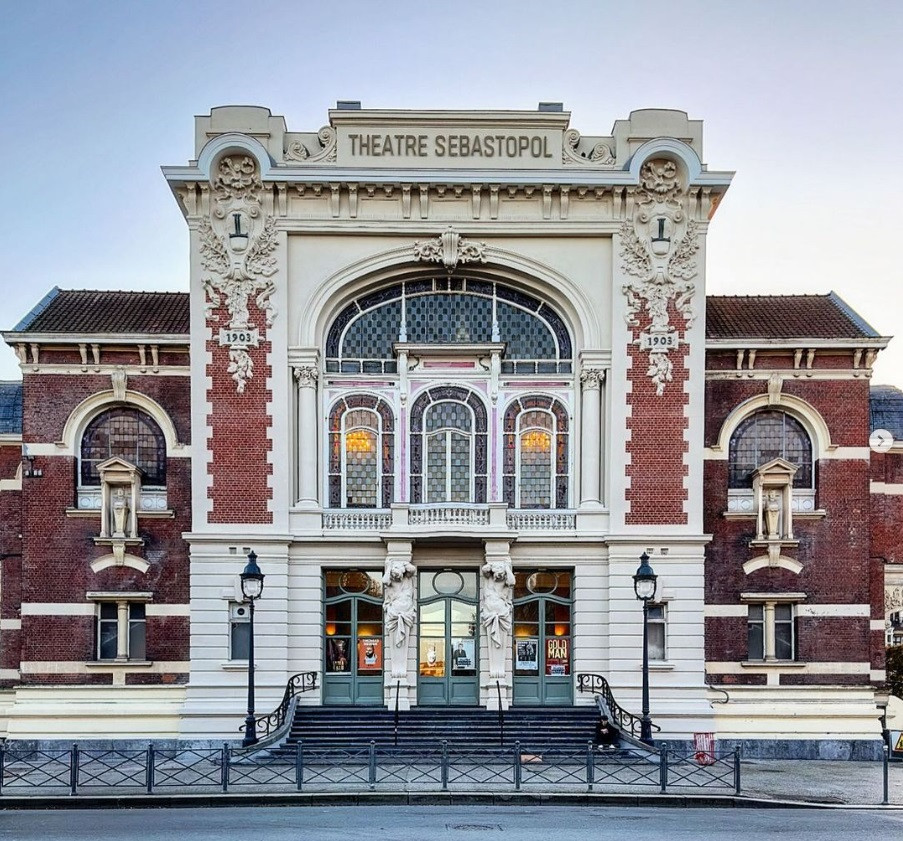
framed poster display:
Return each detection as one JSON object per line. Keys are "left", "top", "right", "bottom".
{"left": 419, "top": 639, "right": 444, "bottom": 677}
{"left": 326, "top": 638, "right": 350, "bottom": 673}
{"left": 451, "top": 638, "right": 476, "bottom": 674}
{"left": 357, "top": 638, "right": 383, "bottom": 672}
{"left": 515, "top": 639, "right": 539, "bottom": 672}
{"left": 545, "top": 637, "right": 570, "bottom": 676}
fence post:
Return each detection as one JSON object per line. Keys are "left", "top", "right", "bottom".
{"left": 586, "top": 740, "right": 594, "bottom": 792}
{"left": 441, "top": 740, "right": 449, "bottom": 792}
{"left": 221, "top": 743, "right": 229, "bottom": 793}
{"left": 295, "top": 742, "right": 303, "bottom": 792}
{"left": 146, "top": 743, "right": 155, "bottom": 795}
{"left": 70, "top": 743, "right": 79, "bottom": 796}
{"left": 368, "top": 740, "right": 376, "bottom": 790}
{"left": 659, "top": 748, "right": 668, "bottom": 794}
{"left": 883, "top": 744, "right": 889, "bottom": 806}
{"left": 734, "top": 747, "right": 742, "bottom": 796}
{"left": 514, "top": 741, "right": 522, "bottom": 792}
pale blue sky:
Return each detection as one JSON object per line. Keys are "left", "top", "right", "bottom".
{"left": 1, "top": 0, "right": 901, "bottom": 387}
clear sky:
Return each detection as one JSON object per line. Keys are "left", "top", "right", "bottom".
{"left": 1, "top": 0, "right": 901, "bottom": 388}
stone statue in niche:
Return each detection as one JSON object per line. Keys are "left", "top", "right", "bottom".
{"left": 764, "top": 489, "right": 781, "bottom": 539}
{"left": 111, "top": 487, "right": 130, "bottom": 538}
{"left": 481, "top": 558, "right": 515, "bottom": 680}
{"left": 383, "top": 558, "right": 416, "bottom": 679}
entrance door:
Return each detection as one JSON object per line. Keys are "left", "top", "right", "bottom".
{"left": 322, "top": 570, "right": 385, "bottom": 705}
{"left": 512, "top": 570, "right": 573, "bottom": 706}
{"left": 418, "top": 570, "right": 479, "bottom": 706}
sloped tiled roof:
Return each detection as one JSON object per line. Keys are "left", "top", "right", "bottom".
{"left": 10, "top": 288, "right": 189, "bottom": 335}
{"left": 706, "top": 292, "right": 880, "bottom": 341}
{"left": 870, "top": 385, "right": 903, "bottom": 441}
{"left": 0, "top": 382, "right": 22, "bottom": 435}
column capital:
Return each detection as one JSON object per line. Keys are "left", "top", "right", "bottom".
{"left": 580, "top": 367, "right": 605, "bottom": 391}
{"left": 292, "top": 365, "right": 319, "bottom": 388}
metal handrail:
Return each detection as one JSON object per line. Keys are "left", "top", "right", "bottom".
{"left": 575, "top": 673, "right": 661, "bottom": 740}
{"left": 393, "top": 680, "right": 401, "bottom": 747}
{"left": 243, "top": 671, "right": 319, "bottom": 740}
{"left": 495, "top": 680, "right": 504, "bottom": 746}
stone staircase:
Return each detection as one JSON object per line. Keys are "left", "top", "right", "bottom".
{"left": 271, "top": 705, "right": 602, "bottom": 756}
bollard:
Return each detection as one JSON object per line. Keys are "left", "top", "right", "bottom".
{"left": 295, "top": 741, "right": 304, "bottom": 792}
{"left": 734, "top": 747, "right": 742, "bottom": 795}
{"left": 586, "top": 740, "right": 594, "bottom": 792}
{"left": 368, "top": 740, "right": 376, "bottom": 790}
{"left": 70, "top": 743, "right": 79, "bottom": 796}
{"left": 514, "top": 740, "right": 522, "bottom": 791}
{"left": 146, "top": 743, "right": 155, "bottom": 794}
{"left": 883, "top": 744, "right": 889, "bottom": 806}
{"left": 659, "top": 748, "right": 668, "bottom": 794}
{"left": 441, "top": 740, "right": 449, "bottom": 791}
{"left": 221, "top": 743, "right": 229, "bottom": 793}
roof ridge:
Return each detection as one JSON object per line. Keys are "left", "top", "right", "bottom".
{"left": 12, "top": 286, "right": 60, "bottom": 331}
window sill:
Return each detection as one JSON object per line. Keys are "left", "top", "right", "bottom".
{"left": 66, "top": 508, "right": 175, "bottom": 519}
{"left": 648, "top": 661, "right": 675, "bottom": 671}
{"left": 221, "top": 661, "right": 250, "bottom": 671}
{"left": 85, "top": 660, "right": 153, "bottom": 669}
{"left": 739, "top": 660, "right": 805, "bottom": 668}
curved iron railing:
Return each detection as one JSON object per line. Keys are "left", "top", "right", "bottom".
{"left": 575, "top": 673, "right": 660, "bottom": 740}
{"left": 246, "top": 672, "right": 319, "bottom": 740}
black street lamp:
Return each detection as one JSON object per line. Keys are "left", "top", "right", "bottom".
{"left": 240, "top": 550, "right": 265, "bottom": 748}
{"left": 633, "top": 551, "right": 658, "bottom": 746}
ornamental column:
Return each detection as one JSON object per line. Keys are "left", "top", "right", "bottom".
{"left": 580, "top": 368, "right": 603, "bottom": 506}
{"left": 294, "top": 366, "right": 319, "bottom": 508}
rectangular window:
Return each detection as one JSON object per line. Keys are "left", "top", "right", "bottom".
{"left": 230, "top": 602, "right": 251, "bottom": 660}
{"left": 647, "top": 603, "right": 667, "bottom": 661}
{"left": 96, "top": 601, "right": 146, "bottom": 660}
{"left": 747, "top": 604, "right": 765, "bottom": 661}
{"left": 774, "top": 604, "right": 794, "bottom": 660}
{"left": 98, "top": 603, "right": 119, "bottom": 660}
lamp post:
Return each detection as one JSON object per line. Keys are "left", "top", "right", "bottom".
{"left": 633, "top": 551, "right": 658, "bottom": 746}
{"left": 240, "top": 551, "right": 265, "bottom": 748}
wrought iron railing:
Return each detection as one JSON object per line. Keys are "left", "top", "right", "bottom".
{"left": 246, "top": 671, "right": 319, "bottom": 741}
{"left": 0, "top": 740, "right": 742, "bottom": 796}
{"left": 576, "top": 673, "right": 661, "bottom": 741}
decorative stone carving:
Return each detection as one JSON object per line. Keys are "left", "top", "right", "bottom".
{"left": 580, "top": 368, "right": 604, "bottom": 391}
{"left": 111, "top": 367, "right": 127, "bottom": 401}
{"left": 413, "top": 227, "right": 486, "bottom": 271}
{"left": 293, "top": 366, "right": 318, "bottom": 389}
{"left": 383, "top": 558, "right": 417, "bottom": 679}
{"left": 886, "top": 586, "right": 903, "bottom": 614}
{"left": 562, "top": 129, "right": 615, "bottom": 166}
{"left": 283, "top": 126, "right": 338, "bottom": 163}
{"left": 481, "top": 557, "right": 514, "bottom": 680}
{"left": 199, "top": 155, "right": 279, "bottom": 393}
{"left": 767, "top": 372, "right": 783, "bottom": 405}
{"left": 93, "top": 457, "right": 144, "bottom": 566}
{"left": 620, "top": 159, "right": 699, "bottom": 396}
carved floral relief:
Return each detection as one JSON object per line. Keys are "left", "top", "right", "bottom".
{"left": 199, "top": 155, "right": 278, "bottom": 393}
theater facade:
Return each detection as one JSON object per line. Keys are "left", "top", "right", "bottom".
{"left": 0, "top": 104, "right": 901, "bottom": 757}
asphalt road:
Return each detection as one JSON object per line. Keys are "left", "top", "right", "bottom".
{"left": 1, "top": 806, "right": 903, "bottom": 840}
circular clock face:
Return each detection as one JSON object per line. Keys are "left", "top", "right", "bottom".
{"left": 869, "top": 428, "right": 895, "bottom": 453}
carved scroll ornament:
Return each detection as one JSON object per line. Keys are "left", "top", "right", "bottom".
{"left": 413, "top": 227, "right": 486, "bottom": 271}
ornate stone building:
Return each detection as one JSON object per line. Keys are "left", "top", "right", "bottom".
{"left": 0, "top": 104, "right": 900, "bottom": 756}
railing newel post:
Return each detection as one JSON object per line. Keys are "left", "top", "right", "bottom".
{"left": 514, "top": 740, "right": 521, "bottom": 791}
{"left": 221, "top": 742, "right": 229, "bottom": 793}
{"left": 659, "top": 747, "right": 668, "bottom": 794}
{"left": 441, "top": 740, "right": 449, "bottom": 791}
{"left": 734, "top": 746, "right": 741, "bottom": 795}
{"left": 146, "top": 743, "right": 154, "bottom": 794}
{"left": 70, "top": 743, "right": 79, "bottom": 796}
{"left": 586, "top": 739, "right": 594, "bottom": 792}
{"left": 296, "top": 741, "right": 304, "bottom": 792}
{"left": 368, "top": 740, "right": 376, "bottom": 790}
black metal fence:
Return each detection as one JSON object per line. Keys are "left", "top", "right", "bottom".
{"left": 0, "top": 741, "right": 741, "bottom": 796}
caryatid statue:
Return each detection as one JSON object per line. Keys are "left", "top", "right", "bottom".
{"left": 481, "top": 558, "right": 515, "bottom": 680}
{"left": 383, "top": 559, "right": 416, "bottom": 679}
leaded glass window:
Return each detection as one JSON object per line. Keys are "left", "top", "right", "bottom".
{"left": 80, "top": 408, "right": 166, "bottom": 486}
{"left": 410, "top": 386, "right": 487, "bottom": 504}
{"left": 728, "top": 411, "right": 812, "bottom": 489}
{"left": 324, "top": 278, "right": 572, "bottom": 374}
{"left": 503, "top": 397, "right": 569, "bottom": 508}
{"left": 328, "top": 396, "right": 394, "bottom": 508}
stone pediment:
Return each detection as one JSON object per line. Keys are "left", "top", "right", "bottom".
{"left": 752, "top": 458, "right": 798, "bottom": 481}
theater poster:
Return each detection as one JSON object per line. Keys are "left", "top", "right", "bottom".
{"left": 545, "top": 638, "right": 570, "bottom": 676}
{"left": 357, "top": 638, "right": 383, "bottom": 672}
{"left": 515, "top": 639, "right": 539, "bottom": 672}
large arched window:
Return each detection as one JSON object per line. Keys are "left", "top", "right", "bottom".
{"left": 410, "top": 387, "right": 487, "bottom": 504}
{"left": 328, "top": 396, "right": 394, "bottom": 508}
{"left": 728, "top": 411, "right": 813, "bottom": 489}
{"left": 80, "top": 408, "right": 166, "bottom": 486}
{"left": 325, "top": 277, "right": 572, "bottom": 375}
{"left": 503, "top": 397, "right": 569, "bottom": 508}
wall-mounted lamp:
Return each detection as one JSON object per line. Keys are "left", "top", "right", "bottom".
{"left": 21, "top": 445, "right": 42, "bottom": 479}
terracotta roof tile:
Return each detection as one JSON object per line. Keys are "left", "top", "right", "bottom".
{"left": 11, "top": 288, "right": 189, "bottom": 335}
{"left": 706, "top": 292, "right": 879, "bottom": 341}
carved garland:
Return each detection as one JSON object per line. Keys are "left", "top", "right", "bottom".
{"left": 199, "top": 155, "right": 279, "bottom": 393}
{"left": 619, "top": 159, "right": 699, "bottom": 396}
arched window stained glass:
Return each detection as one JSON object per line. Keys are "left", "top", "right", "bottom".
{"left": 325, "top": 278, "right": 572, "bottom": 375}
{"left": 503, "top": 397, "right": 569, "bottom": 509}
{"left": 328, "top": 396, "right": 395, "bottom": 508}
{"left": 728, "top": 411, "right": 813, "bottom": 489}
{"left": 80, "top": 408, "right": 166, "bottom": 486}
